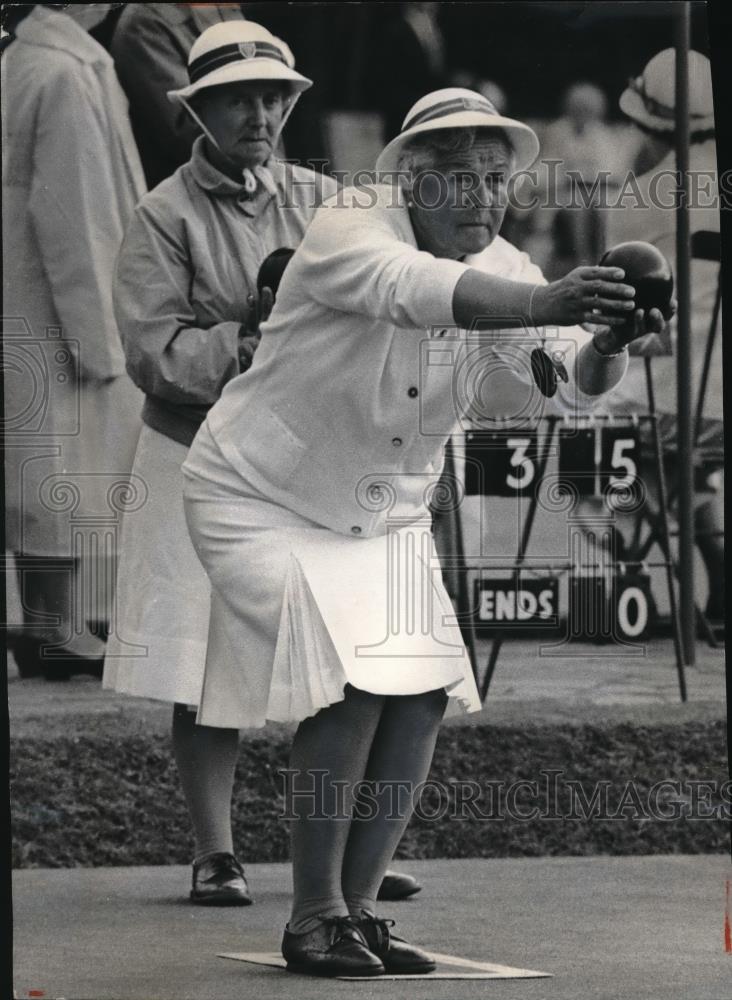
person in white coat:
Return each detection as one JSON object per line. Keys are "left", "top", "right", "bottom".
{"left": 182, "top": 89, "right": 667, "bottom": 976}
{"left": 602, "top": 49, "right": 723, "bottom": 623}
{"left": 2, "top": 4, "right": 146, "bottom": 678}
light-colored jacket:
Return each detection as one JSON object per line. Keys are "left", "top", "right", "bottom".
{"left": 602, "top": 140, "right": 722, "bottom": 421}
{"left": 198, "top": 184, "right": 599, "bottom": 538}
{"left": 115, "top": 137, "right": 339, "bottom": 446}
{"left": 2, "top": 6, "right": 146, "bottom": 554}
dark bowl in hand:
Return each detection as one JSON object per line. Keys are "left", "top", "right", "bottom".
{"left": 599, "top": 241, "right": 675, "bottom": 325}
{"left": 256, "top": 247, "right": 295, "bottom": 299}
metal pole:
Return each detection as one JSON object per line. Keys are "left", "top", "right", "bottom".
{"left": 480, "top": 420, "right": 557, "bottom": 701}
{"left": 645, "top": 359, "right": 687, "bottom": 700}
{"left": 443, "top": 439, "right": 480, "bottom": 679}
{"left": 693, "top": 275, "right": 722, "bottom": 445}
{"left": 675, "top": 3, "right": 695, "bottom": 666}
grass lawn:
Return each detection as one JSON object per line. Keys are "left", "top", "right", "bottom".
{"left": 10, "top": 716, "right": 729, "bottom": 867}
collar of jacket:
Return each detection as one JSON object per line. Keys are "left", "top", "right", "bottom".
{"left": 15, "top": 5, "right": 108, "bottom": 65}
{"left": 188, "top": 136, "right": 286, "bottom": 214}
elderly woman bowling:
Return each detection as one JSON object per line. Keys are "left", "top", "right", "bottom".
{"left": 182, "top": 89, "right": 667, "bottom": 975}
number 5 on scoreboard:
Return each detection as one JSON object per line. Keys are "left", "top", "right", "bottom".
{"left": 610, "top": 438, "right": 637, "bottom": 485}
{"left": 600, "top": 427, "right": 640, "bottom": 494}
{"left": 506, "top": 437, "right": 535, "bottom": 491}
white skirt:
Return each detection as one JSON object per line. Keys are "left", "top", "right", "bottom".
{"left": 102, "top": 425, "right": 211, "bottom": 706}
{"left": 182, "top": 423, "right": 481, "bottom": 729}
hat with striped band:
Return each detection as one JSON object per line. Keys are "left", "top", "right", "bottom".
{"left": 619, "top": 49, "right": 714, "bottom": 135}
{"left": 375, "top": 88, "right": 540, "bottom": 176}
{"left": 168, "top": 21, "right": 312, "bottom": 103}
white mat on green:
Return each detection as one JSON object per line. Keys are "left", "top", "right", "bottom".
{"left": 218, "top": 950, "right": 552, "bottom": 980}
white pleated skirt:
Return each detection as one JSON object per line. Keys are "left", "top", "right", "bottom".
{"left": 102, "top": 425, "right": 211, "bottom": 706}
{"left": 181, "top": 422, "right": 481, "bottom": 729}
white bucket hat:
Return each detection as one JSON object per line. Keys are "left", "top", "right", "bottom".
{"left": 619, "top": 49, "right": 714, "bottom": 134}
{"left": 375, "top": 88, "right": 540, "bottom": 175}
{"left": 168, "top": 20, "right": 312, "bottom": 104}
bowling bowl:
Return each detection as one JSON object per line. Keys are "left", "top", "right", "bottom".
{"left": 257, "top": 246, "right": 295, "bottom": 298}
{"left": 599, "top": 241, "right": 675, "bottom": 321}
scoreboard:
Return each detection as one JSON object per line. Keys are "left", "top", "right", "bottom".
{"left": 465, "top": 423, "right": 642, "bottom": 500}
{"left": 462, "top": 419, "right": 657, "bottom": 642}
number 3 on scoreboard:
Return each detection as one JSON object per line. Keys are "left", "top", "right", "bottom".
{"left": 506, "top": 437, "right": 535, "bottom": 491}
{"left": 609, "top": 437, "right": 637, "bottom": 486}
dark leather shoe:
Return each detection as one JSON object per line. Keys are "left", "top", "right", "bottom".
{"left": 282, "top": 915, "right": 385, "bottom": 977}
{"left": 377, "top": 870, "right": 422, "bottom": 901}
{"left": 190, "top": 852, "right": 252, "bottom": 906}
{"left": 356, "top": 912, "right": 436, "bottom": 974}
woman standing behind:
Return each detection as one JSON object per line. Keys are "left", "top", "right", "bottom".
{"left": 102, "top": 21, "right": 337, "bottom": 905}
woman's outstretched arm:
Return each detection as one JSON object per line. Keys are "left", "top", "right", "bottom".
{"left": 453, "top": 265, "right": 636, "bottom": 331}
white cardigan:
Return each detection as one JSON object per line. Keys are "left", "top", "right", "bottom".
{"left": 199, "top": 183, "right": 613, "bottom": 538}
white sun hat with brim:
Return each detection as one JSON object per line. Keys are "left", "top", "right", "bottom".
{"left": 375, "top": 88, "right": 540, "bottom": 176}
{"left": 619, "top": 49, "right": 714, "bottom": 134}
{"left": 167, "top": 20, "right": 312, "bottom": 104}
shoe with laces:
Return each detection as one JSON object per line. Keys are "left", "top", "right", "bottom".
{"left": 355, "top": 912, "right": 436, "bottom": 974}
{"left": 282, "top": 915, "right": 385, "bottom": 977}
{"left": 190, "top": 852, "right": 252, "bottom": 906}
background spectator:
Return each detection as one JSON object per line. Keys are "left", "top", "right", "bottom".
{"left": 601, "top": 49, "right": 723, "bottom": 624}
{"left": 2, "top": 3, "right": 146, "bottom": 676}
{"left": 540, "top": 82, "right": 627, "bottom": 275}
{"left": 102, "top": 19, "right": 339, "bottom": 906}
{"left": 378, "top": 2, "right": 448, "bottom": 140}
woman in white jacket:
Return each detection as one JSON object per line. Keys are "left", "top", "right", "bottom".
{"left": 182, "top": 89, "right": 666, "bottom": 976}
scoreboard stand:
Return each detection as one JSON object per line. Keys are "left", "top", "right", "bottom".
{"left": 447, "top": 412, "right": 688, "bottom": 704}
{"left": 474, "top": 419, "right": 558, "bottom": 702}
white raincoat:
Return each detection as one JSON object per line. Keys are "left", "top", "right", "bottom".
{"left": 2, "top": 8, "right": 145, "bottom": 605}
